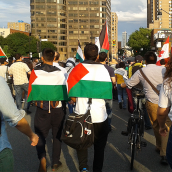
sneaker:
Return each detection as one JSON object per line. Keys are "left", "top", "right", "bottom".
{"left": 160, "top": 156, "right": 168, "bottom": 165}
{"left": 52, "top": 161, "right": 62, "bottom": 171}
{"left": 80, "top": 168, "right": 89, "bottom": 172}
{"left": 119, "top": 102, "right": 122, "bottom": 109}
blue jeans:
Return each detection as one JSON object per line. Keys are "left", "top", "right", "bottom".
{"left": 14, "top": 83, "right": 29, "bottom": 110}
{"left": 105, "top": 99, "right": 113, "bottom": 129}
{"left": 167, "top": 126, "right": 172, "bottom": 169}
{"left": 67, "top": 102, "right": 75, "bottom": 114}
{"left": 117, "top": 84, "right": 127, "bottom": 108}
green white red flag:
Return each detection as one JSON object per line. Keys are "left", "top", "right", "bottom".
{"left": 0, "top": 46, "right": 7, "bottom": 58}
{"left": 27, "top": 65, "right": 68, "bottom": 102}
{"left": 76, "top": 40, "right": 84, "bottom": 62}
{"left": 67, "top": 62, "right": 112, "bottom": 99}
{"left": 95, "top": 22, "right": 109, "bottom": 53}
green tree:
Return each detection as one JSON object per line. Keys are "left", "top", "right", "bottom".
{"left": 0, "top": 36, "right": 6, "bottom": 48}
{"left": 128, "top": 28, "right": 152, "bottom": 56}
{"left": 3, "top": 45, "right": 11, "bottom": 57}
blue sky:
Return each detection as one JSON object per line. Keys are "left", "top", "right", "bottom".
{"left": 0, "top": 0, "right": 147, "bottom": 41}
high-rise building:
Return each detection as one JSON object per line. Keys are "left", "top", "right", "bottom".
{"left": 122, "top": 31, "right": 127, "bottom": 48}
{"left": 30, "top": 0, "right": 111, "bottom": 60}
{"left": 111, "top": 12, "right": 118, "bottom": 58}
{"left": 8, "top": 21, "right": 31, "bottom": 32}
{"left": 147, "top": 0, "right": 171, "bottom": 29}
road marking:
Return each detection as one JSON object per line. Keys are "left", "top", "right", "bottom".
{"left": 107, "top": 142, "right": 151, "bottom": 172}
{"left": 112, "top": 113, "right": 128, "bottom": 123}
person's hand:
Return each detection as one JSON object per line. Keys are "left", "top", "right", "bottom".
{"left": 114, "top": 85, "right": 117, "bottom": 90}
{"left": 68, "top": 100, "right": 75, "bottom": 105}
{"left": 159, "top": 125, "right": 169, "bottom": 136}
{"left": 30, "top": 133, "right": 39, "bottom": 146}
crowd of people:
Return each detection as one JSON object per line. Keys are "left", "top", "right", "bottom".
{"left": 0, "top": 43, "right": 172, "bottom": 172}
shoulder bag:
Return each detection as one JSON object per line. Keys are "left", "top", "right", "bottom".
{"left": 61, "top": 98, "right": 94, "bottom": 150}
{"left": 139, "top": 69, "right": 159, "bottom": 95}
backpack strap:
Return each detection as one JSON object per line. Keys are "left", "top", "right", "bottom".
{"left": 139, "top": 69, "right": 159, "bottom": 95}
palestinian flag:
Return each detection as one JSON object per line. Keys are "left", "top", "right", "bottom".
{"left": 0, "top": 46, "right": 7, "bottom": 58}
{"left": 67, "top": 62, "right": 112, "bottom": 99}
{"left": 27, "top": 64, "right": 68, "bottom": 102}
{"left": 95, "top": 22, "right": 109, "bottom": 53}
{"left": 76, "top": 40, "right": 84, "bottom": 62}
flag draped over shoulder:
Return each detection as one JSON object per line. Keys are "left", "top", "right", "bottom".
{"left": 27, "top": 64, "right": 68, "bottom": 102}
{"left": 156, "top": 36, "right": 169, "bottom": 66}
{"left": 0, "top": 46, "right": 7, "bottom": 58}
{"left": 76, "top": 40, "right": 84, "bottom": 62}
{"left": 95, "top": 22, "right": 109, "bottom": 53}
{"left": 67, "top": 62, "right": 112, "bottom": 99}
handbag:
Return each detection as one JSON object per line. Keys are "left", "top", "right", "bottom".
{"left": 139, "top": 69, "right": 159, "bottom": 95}
{"left": 61, "top": 98, "right": 94, "bottom": 150}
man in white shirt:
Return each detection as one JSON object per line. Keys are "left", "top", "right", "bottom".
{"left": 70, "top": 44, "right": 109, "bottom": 172}
{"left": 9, "top": 53, "right": 31, "bottom": 111}
{"left": 122, "top": 51, "right": 171, "bottom": 165}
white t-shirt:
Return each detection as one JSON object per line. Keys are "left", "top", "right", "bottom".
{"left": 74, "top": 97, "right": 107, "bottom": 123}
{"left": 158, "top": 82, "right": 172, "bottom": 121}
{"left": 9, "top": 62, "right": 30, "bottom": 85}
{"left": 0, "top": 66, "right": 8, "bottom": 81}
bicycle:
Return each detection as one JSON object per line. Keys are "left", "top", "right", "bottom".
{"left": 121, "top": 88, "right": 147, "bottom": 170}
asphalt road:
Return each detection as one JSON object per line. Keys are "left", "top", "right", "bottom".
{"left": 6, "top": 101, "right": 171, "bottom": 172}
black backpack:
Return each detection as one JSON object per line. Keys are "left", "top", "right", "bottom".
{"left": 61, "top": 98, "right": 94, "bottom": 150}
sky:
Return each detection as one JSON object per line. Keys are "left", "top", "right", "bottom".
{"left": 0, "top": 0, "right": 147, "bottom": 41}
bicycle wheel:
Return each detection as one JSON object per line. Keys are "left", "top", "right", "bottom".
{"left": 130, "top": 125, "right": 137, "bottom": 170}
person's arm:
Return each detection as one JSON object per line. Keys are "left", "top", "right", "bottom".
{"left": 15, "top": 118, "right": 38, "bottom": 146}
{"left": 27, "top": 71, "right": 31, "bottom": 75}
{"left": 111, "top": 77, "right": 116, "bottom": 86}
{"left": 0, "top": 77, "right": 38, "bottom": 146}
{"left": 24, "top": 63, "right": 31, "bottom": 75}
{"left": 121, "top": 70, "right": 140, "bottom": 89}
{"left": 157, "top": 83, "right": 171, "bottom": 136}
{"left": 70, "top": 97, "right": 76, "bottom": 103}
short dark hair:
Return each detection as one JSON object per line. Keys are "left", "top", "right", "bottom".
{"left": 15, "top": 53, "right": 21, "bottom": 60}
{"left": 144, "top": 51, "right": 157, "bottom": 64}
{"left": 0, "top": 58, "right": 7, "bottom": 64}
{"left": 42, "top": 48, "right": 55, "bottom": 62}
{"left": 54, "top": 52, "right": 60, "bottom": 61}
{"left": 160, "top": 59, "right": 166, "bottom": 65}
{"left": 127, "top": 60, "right": 131, "bottom": 64}
{"left": 84, "top": 43, "right": 98, "bottom": 61}
{"left": 99, "top": 52, "right": 107, "bottom": 62}
{"left": 119, "top": 62, "right": 125, "bottom": 68}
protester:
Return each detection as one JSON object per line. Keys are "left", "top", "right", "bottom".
{"left": 157, "top": 56, "right": 172, "bottom": 168}
{"left": 125, "top": 60, "right": 131, "bottom": 72}
{"left": 115, "top": 62, "right": 127, "bottom": 109}
{"left": 53, "top": 51, "right": 68, "bottom": 115}
{"left": 69, "top": 43, "right": 110, "bottom": 172}
{"left": 0, "top": 57, "right": 8, "bottom": 81}
{"left": 129, "top": 55, "right": 152, "bottom": 130}
{"left": 160, "top": 59, "right": 166, "bottom": 67}
{"left": 65, "top": 57, "right": 76, "bottom": 114}
{"left": 99, "top": 52, "right": 116, "bottom": 132}
{"left": 122, "top": 51, "right": 171, "bottom": 164}
{"left": 32, "top": 58, "right": 39, "bottom": 68}
{"left": 0, "top": 76, "right": 39, "bottom": 171}
{"left": 9, "top": 53, "right": 31, "bottom": 111}
{"left": 34, "top": 48, "right": 65, "bottom": 172}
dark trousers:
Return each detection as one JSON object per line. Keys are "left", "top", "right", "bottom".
{"left": 34, "top": 107, "right": 64, "bottom": 165}
{"left": 76, "top": 119, "right": 109, "bottom": 172}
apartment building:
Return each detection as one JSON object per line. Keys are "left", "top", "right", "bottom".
{"left": 30, "top": 0, "right": 111, "bottom": 60}
{"left": 8, "top": 21, "right": 31, "bottom": 32}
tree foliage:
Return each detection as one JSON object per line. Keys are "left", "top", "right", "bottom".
{"left": 0, "top": 33, "right": 57, "bottom": 58}
{"left": 128, "top": 28, "right": 152, "bottom": 56}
